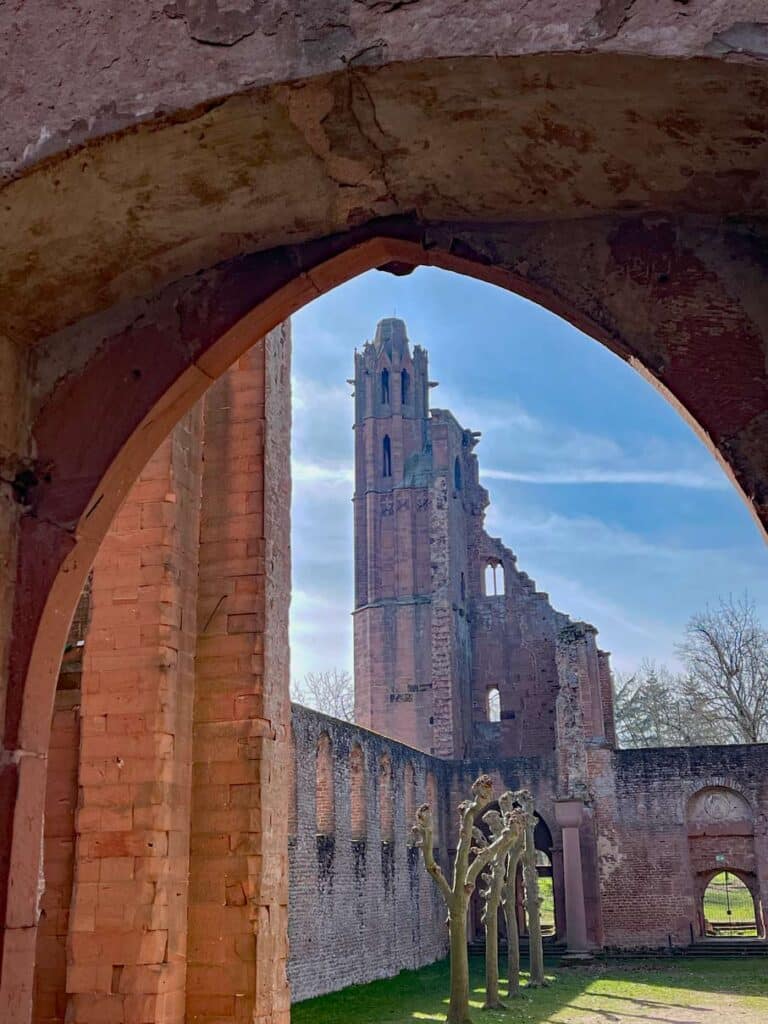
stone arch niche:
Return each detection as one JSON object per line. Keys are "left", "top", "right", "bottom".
{"left": 686, "top": 787, "right": 764, "bottom": 940}
{"left": 3, "top": 14, "right": 768, "bottom": 1019}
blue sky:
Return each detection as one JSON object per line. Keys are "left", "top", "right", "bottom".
{"left": 289, "top": 267, "right": 768, "bottom": 683}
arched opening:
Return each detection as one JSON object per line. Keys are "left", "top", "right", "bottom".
{"left": 536, "top": 851, "right": 556, "bottom": 937}
{"left": 483, "top": 561, "right": 505, "bottom": 597}
{"left": 379, "top": 754, "right": 394, "bottom": 845}
{"left": 400, "top": 368, "right": 410, "bottom": 406}
{"left": 702, "top": 872, "right": 758, "bottom": 938}
{"left": 454, "top": 456, "right": 462, "bottom": 491}
{"left": 381, "top": 368, "right": 390, "bottom": 405}
{"left": 7, "top": 222, "right": 768, "bottom": 1015}
{"left": 350, "top": 744, "right": 366, "bottom": 841}
{"left": 426, "top": 772, "right": 439, "bottom": 847}
{"left": 404, "top": 762, "right": 417, "bottom": 841}
{"left": 382, "top": 434, "right": 392, "bottom": 478}
{"left": 6, "top": 46, "right": 768, "bottom": 1009}
{"left": 486, "top": 687, "right": 501, "bottom": 723}
{"left": 316, "top": 733, "right": 335, "bottom": 836}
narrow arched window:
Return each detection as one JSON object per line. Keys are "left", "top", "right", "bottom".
{"left": 383, "top": 435, "right": 392, "bottom": 478}
{"left": 487, "top": 687, "right": 501, "bottom": 723}
{"left": 460, "top": 572, "right": 466, "bottom": 603}
{"left": 484, "top": 561, "right": 505, "bottom": 597}
{"left": 316, "top": 733, "right": 335, "bottom": 835}
{"left": 381, "top": 368, "right": 390, "bottom": 404}
{"left": 404, "top": 762, "right": 417, "bottom": 841}
{"left": 350, "top": 744, "right": 366, "bottom": 840}
{"left": 401, "top": 368, "right": 410, "bottom": 406}
{"left": 288, "top": 725, "right": 298, "bottom": 838}
{"left": 426, "top": 771, "right": 439, "bottom": 845}
{"left": 454, "top": 456, "right": 462, "bottom": 491}
{"left": 379, "top": 754, "right": 394, "bottom": 843}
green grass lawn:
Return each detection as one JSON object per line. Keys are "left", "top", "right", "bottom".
{"left": 292, "top": 955, "right": 768, "bottom": 1023}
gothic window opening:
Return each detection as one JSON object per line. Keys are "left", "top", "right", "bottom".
{"left": 484, "top": 560, "right": 505, "bottom": 596}
{"left": 426, "top": 771, "right": 439, "bottom": 844}
{"left": 401, "top": 368, "right": 410, "bottom": 405}
{"left": 381, "top": 368, "right": 390, "bottom": 404}
{"left": 404, "top": 762, "right": 417, "bottom": 842}
{"left": 350, "top": 744, "right": 366, "bottom": 840}
{"left": 454, "top": 456, "right": 462, "bottom": 491}
{"left": 487, "top": 686, "right": 501, "bottom": 722}
{"left": 316, "top": 733, "right": 335, "bottom": 835}
{"left": 379, "top": 754, "right": 394, "bottom": 843}
{"left": 383, "top": 434, "right": 392, "bottom": 478}
{"left": 288, "top": 726, "right": 298, "bottom": 839}
{"left": 460, "top": 572, "right": 466, "bottom": 603}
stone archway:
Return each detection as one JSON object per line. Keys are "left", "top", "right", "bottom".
{"left": 687, "top": 786, "right": 764, "bottom": 940}
{"left": 699, "top": 869, "right": 761, "bottom": 939}
{"left": 3, "top": 12, "right": 768, "bottom": 1019}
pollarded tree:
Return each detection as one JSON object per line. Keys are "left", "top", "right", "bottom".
{"left": 501, "top": 840, "right": 523, "bottom": 998}
{"left": 476, "top": 803, "right": 526, "bottom": 1009}
{"left": 412, "top": 775, "right": 519, "bottom": 1024}
{"left": 517, "top": 789, "right": 547, "bottom": 988}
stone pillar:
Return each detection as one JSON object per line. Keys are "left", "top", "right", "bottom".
{"left": 65, "top": 409, "right": 203, "bottom": 1024}
{"left": 186, "top": 324, "right": 291, "bottom": 1024}
{"left": 554, "top": 799, "right": 590, "bottom": 953}
{"left": 0, "top": 335, "right": 35, "bottom": 1021}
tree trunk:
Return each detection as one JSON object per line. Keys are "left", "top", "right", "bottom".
{"left": 483, "top": 899, "right": 504, "bottom": 1010}
{"left": 447, "top": 901, "right": 473, "bottom": 1024}
{"left": 503, "top": 861, "right": 521, "bottom": 998}
{"left": 523, "top": 834, "right": 546, "bottom": 987}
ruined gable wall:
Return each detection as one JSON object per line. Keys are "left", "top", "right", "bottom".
{"left": 468, "top": 527, "right": 572, "bottom": 761}
{"left": 288, "top": 705, "right": 448, "bottom": 1003}
{"left": 595, "top": 745, "right": 768, "bottom": 949}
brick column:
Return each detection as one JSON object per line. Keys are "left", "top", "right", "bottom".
{"left": 554, "top": 799, "right": 590, "bottom": 953}
{"left": 32, "top": 690, "right": 80, "bottom": 1024}
{"left": 0, "top": 336, "right": 35, "bottom": 1021}
{"left": 187, "top": 324, "right": 291, "bottom": 1024}
{"left": 65, "top": 409, "right": 203, "bottom": 1023}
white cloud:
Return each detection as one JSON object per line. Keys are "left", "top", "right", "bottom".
{"left": 292, "top": 459, "right": 353, "bottom": 485}
{"left": 482, "top": 467, "right": 727, "bottom": 490}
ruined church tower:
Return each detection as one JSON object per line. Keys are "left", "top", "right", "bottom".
{"left": 352, "top": 318, "right": 474, "bottom": 756}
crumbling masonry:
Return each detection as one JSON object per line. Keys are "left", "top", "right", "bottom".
{"left": 33, "top": 318, "right": 768, "bottom": 1018}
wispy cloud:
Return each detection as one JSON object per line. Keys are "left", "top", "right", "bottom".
{"left": 292, "top": 459, "right": 353, "bottom": 485}
{"left": 482, "top": 467, "right": 728, "bottom": 490}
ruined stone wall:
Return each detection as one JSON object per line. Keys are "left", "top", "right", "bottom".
{"left": 31, "top": 325, "right": 291, "bottom": 1024}
{"left": 288, "top": 705, "right": 449, "bottom": 1003}
{"left": 595, "top": 745, "right": 768, "bottom": 949}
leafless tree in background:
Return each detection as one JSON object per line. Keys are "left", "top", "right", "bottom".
{"left": 678, "top": 594, "right": 768, "bottom": 744}
{"left": 291, "top": 668, "right": 354, "bottom": 722}
{"left": 615, "top": 594, "right": 768, "bottom": 748}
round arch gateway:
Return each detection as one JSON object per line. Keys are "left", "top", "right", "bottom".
{"left": 702, "top": 871, "right": 758, "bottom": 939}
{"left": 2, "top": 7, "right": 768, "bottom": 1020}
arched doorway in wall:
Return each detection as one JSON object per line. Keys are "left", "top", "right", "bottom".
{"left": 702, "top": 871, "right": 758, "bottom": 939}
{"left": 687, "top": 786, "right": 766, "bottom": 942}
{"left": 16, "top": 247, "right": 768, "bottom": 1017}
{"left": 4, "top": 44, "right": 768, "bottom": 1016}
{"left": 468, "top": 804, "right": 558, "bottom": 947}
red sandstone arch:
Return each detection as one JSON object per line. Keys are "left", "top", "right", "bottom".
{"left": 3, "top": 17, "right": 768, "bottom": 1016}
{"left": 4, "top": 220, "right": 768, "bottom": 1019}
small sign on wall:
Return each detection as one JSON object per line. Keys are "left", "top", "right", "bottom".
{"left": 715, "top": 853, "right": 726, "bottom": 864}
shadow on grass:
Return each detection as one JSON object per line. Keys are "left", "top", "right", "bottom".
{"left": 291, "top": 954, "right": 768, "bottom": 1024}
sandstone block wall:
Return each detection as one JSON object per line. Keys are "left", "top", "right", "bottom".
{"left": 31, "top": 325, "right": 291, "bottom": 1024}
{"left": 288, "top": 705, "right": 449, "bottom": 1003}
{"left": 596, "top": 744, "right": 768, "bottom": 949}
